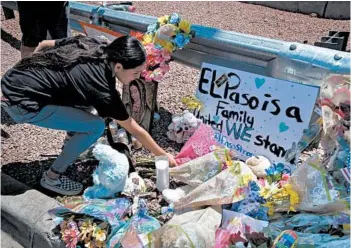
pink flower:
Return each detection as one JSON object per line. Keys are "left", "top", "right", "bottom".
{"left": 278, "top": 173, "right": 290, "bottom": 187}
{"left": 279, "top": 180, "right": 289, "bottom": 187}
{"left": 161, "top": 49, "right": 171, "bottom": 61}
{"left": 144, "top": 43, "right": 161, "bottom": 55}
{"left": 281, "top": 173, "right": 290, "bottom": 181}
{"left": 258, "top": 179, "right": 266, "bottom": 187}
{"left": 61, "top": 221, "right": 80, "bottom": 248}
{"left": 62, "top": 228, "right": 80, "bottom": 248}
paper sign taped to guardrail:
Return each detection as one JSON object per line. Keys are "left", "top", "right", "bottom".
{"left": 195, "top": 63, "right": 320, "bottom": 164}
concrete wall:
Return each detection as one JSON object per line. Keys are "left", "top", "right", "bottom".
{"left": 245, "top": 1, "right": 350, "bottom": 20}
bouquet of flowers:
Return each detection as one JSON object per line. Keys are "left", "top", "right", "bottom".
{"left": 49, "top": 198, "right": 131, "bottom": 248}
{"left": 140, "top": 13, "right": 194, "bottom": 82}
{"left": 258, "top": 164, "right": 300, "bottom": 216}
{"left": 59, "top": 215, "right": 110, "bottom": 248}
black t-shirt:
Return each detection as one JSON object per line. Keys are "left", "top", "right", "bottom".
{"left": 1, "top": 40, "right": 129, "bottom": 121}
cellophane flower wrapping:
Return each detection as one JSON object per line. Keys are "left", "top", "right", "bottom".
{"left": 150, "top": 207, "right": 221, "bottom": 248}
{"left": 289, "top": 154, "right": 349, "bottom": 213}
{"left": 175, "top": 123, "right": 220, "bottom": 165}
{"left": 49, "top": 198, "right": 131, "bottom": 248}
{"left": 170, "top": 148, "right": 236, "bottom": 187}
{"left": 171, "top": 161, "right": 257, "bottom": 210}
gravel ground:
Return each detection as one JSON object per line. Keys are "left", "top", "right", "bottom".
{"left": 1, "top": 2, "right": 349, "bottom": 209}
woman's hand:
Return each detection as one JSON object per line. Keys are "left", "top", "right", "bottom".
{"left": 34, "top": 40, "right": 56, "bottom": 53}
{"left": 165, "top": 153, "right": 178, "bottom": 167}
{"left": 117, "top": 118, "right": 178, "bottom": 167}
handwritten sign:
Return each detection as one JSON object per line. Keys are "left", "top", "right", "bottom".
{"left": 195, "top": 63, "right": 320, "bottom": 164}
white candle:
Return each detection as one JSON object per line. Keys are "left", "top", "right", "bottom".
{"left": 155, "top": 156, "right": 169, "bottom": 192}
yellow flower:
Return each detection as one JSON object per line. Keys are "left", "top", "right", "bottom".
{"left": 95, "top": 240, "right": 106, "bottom": 248}
{"left": 262, "top": 183, "right": 300, "bottom": 215}
{"left": 283, "top": 184, "right": 300, "bottom": 212}
{"left": 79, "top": 219, "right": 94, "bottom": 242}
{"left": 263, "top": 202, "right": 275, "bottom": 216}
{"left": 229, "top": 217, "right": 241, "bottom": 226}
{"left": 242, "top": 174, "right": 252, "bottom": 186}
{"left": 181, "top": 96, "right": 203, "bottom": 110}
{"left": 179, "top": 19, "right": 191, "bottom": 34}
{"left": 260, "top": 183, "right": 279, "bottom": 199}
{"left": 93, "top": 229, "right": 106, "bottom": 242}
{"left": 163, "top": 41, "right": 174, "bottom": 53}
{"left": 84, "top": 241, "right": 95, "bottom": 248}
{"left": 154, "top": 36, "right": 166, "bottom": 46}
{"left": 158, "top": 15, "right": 169, "bottom": 26}
{"left": 142, "top": 34, "right": 154, "bottom": 45}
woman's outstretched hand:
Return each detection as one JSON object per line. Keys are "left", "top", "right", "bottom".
{"left": 117, "top": 117, "right": 178, "bottom": 167}
{"left": 166, "top": 153, "right": 178, "bottom": 167}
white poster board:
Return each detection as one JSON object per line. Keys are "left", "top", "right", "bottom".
{"left": 195, "top": 63, "right": 320, "bottom": 164}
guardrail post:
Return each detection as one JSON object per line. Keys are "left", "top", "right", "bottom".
{"left": 315, "top": 31, "right": 350, "bottom": 51}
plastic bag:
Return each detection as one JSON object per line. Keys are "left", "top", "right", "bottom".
{"left": 172, "top": 161, "right": 257, "bottom": 210}
{"left": 268, "top": 213, "right": 350, "bottom": 247}
{"left": 214, "top": 210, "right": 269, "bottom": 248}
{"left": 119, "top": 199, "right": 161, "bottom": 248}
{"left": 320, "top": 75, "right": 350, "bottom": 168}
{"left": 151, "top": 207, "right": 221, "bottom": 248}
{"left": 123, "top": 172, "right": 147, "bottom": 196}
{"left": 170, "top": 148, "right": 236, "bottom": 186}
{"left": 289, "top": 154, "right": 348, "bottom": 213}
{"left": 269, "top": 212, "right": 350, "bottom": 234}
{"left": 49, "top": 198, "right": 131, "bottom": 247}
{"left": 175, "top": 123, "right": 219, "bottom": 165}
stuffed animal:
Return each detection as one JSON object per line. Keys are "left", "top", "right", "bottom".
{"left": 167, "top": 110, "right": 201, "bottom": 144}
{"left": 83, "top": 144, "right": 130, "bottom": 199}
{"left": 245, "top": 156, "right": 271, "bottom": 178}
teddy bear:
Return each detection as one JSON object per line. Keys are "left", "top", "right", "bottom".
{"left": 83, "top": 143, "right": 130, "bottom": 199}
{"left": 167, "top": 110, "right": 201, "bottom": 144}
{"left": 245, "top": 155, "right": 271, "bottom": 178}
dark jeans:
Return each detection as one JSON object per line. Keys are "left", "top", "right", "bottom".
{"left": 17, "top": 1, "right": 70, "bottom": 47}
{"left": 3, "top": 104, "right": 105, "bottom": 174}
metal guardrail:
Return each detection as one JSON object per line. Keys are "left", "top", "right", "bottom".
{"left": 1, "top": 1, "right": 350, "bottom": 88}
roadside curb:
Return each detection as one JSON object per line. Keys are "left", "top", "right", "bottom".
{"left": 1, "top": 173, "right": 65, "bottom": 248}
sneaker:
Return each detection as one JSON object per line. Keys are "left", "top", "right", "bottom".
{"left": 40, "top": 171, "right": 83, "bottom": 196}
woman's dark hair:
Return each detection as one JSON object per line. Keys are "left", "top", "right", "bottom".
{"left": 14, "top": 35, "right": 146, "bottom": 70}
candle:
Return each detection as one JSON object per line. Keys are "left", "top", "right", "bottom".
{"left": 155, "top": 156, "right": 169, "bottom": 192}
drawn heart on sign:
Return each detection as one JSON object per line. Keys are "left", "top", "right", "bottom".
{"left": 255, "top": 78, "right": 266, "bottom": 89}
{"left": 279, "top": 122, "right": 289, "bottom": 133}
{"left": 213, "top": 115, "right": 220, "bottom": 123}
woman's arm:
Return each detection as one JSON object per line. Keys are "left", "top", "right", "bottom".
{"left": 33, "top": 40, "right": 56, "bottom": 53}
{"left": 116, "top": 117, "right": 177, "bottom": 166}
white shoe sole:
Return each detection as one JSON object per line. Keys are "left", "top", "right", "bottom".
{"left": 40, "top": 178, "right": 82, "bottom": 196}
